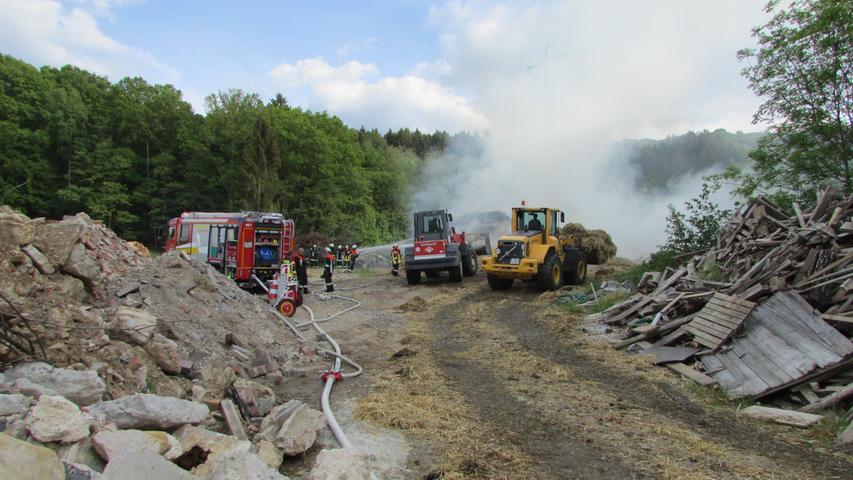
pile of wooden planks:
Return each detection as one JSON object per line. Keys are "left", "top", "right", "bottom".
{"left": 599, "top": 188, "right": 853, "bottom": 410}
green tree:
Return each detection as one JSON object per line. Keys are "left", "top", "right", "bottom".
{"left": 734, "top": 0, "right": 852, "bottom": 205}
{"left": 243, "top": 115, "right": 283, "bottom": 211}
{"left": 662, "top": 181, "right": 731, "bottom": 255}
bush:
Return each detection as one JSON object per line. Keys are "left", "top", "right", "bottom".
{"left": 618, "top": 250, "right": 679, "bottom": 285}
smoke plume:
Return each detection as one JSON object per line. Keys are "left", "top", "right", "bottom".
{"left": 412, "top": 1, "right": 768, "bottom": 258}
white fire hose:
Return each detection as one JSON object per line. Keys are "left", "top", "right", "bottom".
{"left": 271, "top": 294, "right": 378, "bottom": 479}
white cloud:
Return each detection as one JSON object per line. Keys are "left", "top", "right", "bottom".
{"left": 0, "top": 0, "right": 179, "bottom": 83}
{"left": 267, "top": 57, "right": 487, "bottom": 133}
{"left": 410, "top": 59, "right": 452, "bottom": 79}
{"left": 269, "top": 58, "right": 379, "bottom": 89}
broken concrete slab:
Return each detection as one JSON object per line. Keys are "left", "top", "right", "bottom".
{"left": 31, "top": 221, "right": 85, "bottom": 266}
{"left": 22, "top": 244, "right": 55, "bottom": 274}
{"left": 62, "top": 462, "right": 108, "bottom": 480}
{"left": 2, "top": 362, "right": 105, "bottom": 406}
{"left": 276, "top": 404, "right": 326, "bottom": 455}
{"left": 57, "top": 437, "right": 106, "bottom": 473}
{"left": 102, "top": 450, "right": 193, "bottom": 480}
{"left": 307, "top": 448, "right": 371, "bottom": 480}
{"left": 146, "top": 333, "right": 182, "bottom": 375}
{"left": 25, "top": 395, "right": 91, "bottom": 444}
{"left": 113, "top": 306, "right": 158, "bottom": 345}
{"left": 199, "top": 366, "right": 236, "bottom": 400}
{"left": 220, "top": 399, "right": 248, "bottom": 440}
{"left": 0, "top": 432, "right": 66, "bottom": 479}
{"left": 84, "top": 393, "right": 208, "bottom": 430}
{"left": 9, "top": 377, "right": 58, "bottom": 399}
{"left": 0, "top": 207, "right": 35, "bottom": 247}
{"left": 258, "top": 400, "right": 303, "bottom": 441}
{"left": 0, "top": 393, "right": 33, "bottom": 416}
{"left": 63, "top": 243, "right": 101, "bottom": 286}
{"left": 92, "top": 429, "right": 183, "bottom": 462}
{"left": 737, "top": 405, "right": 824, "bottom": 427}
{"left": 255, "top": 439, "right": 284, "bottom": 470}
{"left": 258, "top": 400, "right": 326, "bottom": 456}
{"left": 172, "top": 425, "right": 253, "bottom": 477}
{"left": 204, "top": 450, "right": 291, "bottom": 480}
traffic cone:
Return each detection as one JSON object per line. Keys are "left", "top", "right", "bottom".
{"left": 268, "top": 273, "right": 278, "bottom": 304}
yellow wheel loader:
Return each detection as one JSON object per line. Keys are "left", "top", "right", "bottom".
{"left": 482, "top": 205, "right": 588, "bottom": 291}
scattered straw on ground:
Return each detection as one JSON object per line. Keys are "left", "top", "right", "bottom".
{"left": 451, "top": 299, "right": 820, "bottom": 480}
{"left": 356, "top": 293, "right": 531, "bottom": 479}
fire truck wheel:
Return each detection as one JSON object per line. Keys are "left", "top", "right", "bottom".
{"left": 448, "top": 263, "right": 463, "bottom": 282}
{"left": 462, "top": 250, "right": 478, "bottom": 276}
{"left": 406, "top": 269, "right": 421, "bottom": 285}
{"left": 277, "top": 298, "right": 297, "bottom": 317}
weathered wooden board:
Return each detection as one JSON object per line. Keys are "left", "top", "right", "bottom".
{"left": 665, "top": 362, "right": 717, "bottom": 386}
{"left": 684, "top": 293, "right": 755, "bottom": 350}
{"left": 701, "top": 291, "right": 853, "bottom": 399}
{"left": 738, "top": 405, "right": 823, "bottom": 427}
{"left": 643, "top": 345, "right": 700, "bottom": 364}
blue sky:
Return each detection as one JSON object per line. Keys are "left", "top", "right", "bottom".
{"left": 0, "top": 0, "right": 769, "bottom": 136}
{"left": 102, "top": 1, "right": 440, "bottom": 99}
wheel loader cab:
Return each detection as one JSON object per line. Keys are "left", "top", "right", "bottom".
{"left": 416, "top": 211, "right": 448, "bottom": 240}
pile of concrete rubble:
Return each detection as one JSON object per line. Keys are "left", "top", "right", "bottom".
{"left": 0, "top": 206, "right": 368, "bottom": 479}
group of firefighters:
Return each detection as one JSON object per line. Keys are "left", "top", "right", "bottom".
{"left": 281, "top": 242, "right": 407, "bottom": 301}
{"left": 308, "top": 244, "right": 359, "bottom": 270}
{"left": 289, "top": 242, "right": 358, "bottom": 293}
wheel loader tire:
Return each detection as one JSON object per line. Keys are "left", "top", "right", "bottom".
{"left": 406, "top": 269, "right": 421, "bottom": 285}
{"left": 563, "top": 248, "right": 588, "bottom": 285}
{"left": 487, "top": 274, "right": 513, "bottom": 290}
{"left": 462, "top": 249, "right": 478, "bottom": 276}
{"left": 448, "top": 263, "right": 463, "bottom": 282}
{"left": 536, "top": 252, "right": 562, "bottom": 291}
{"left": 425, "top": 270, "right": 441, "bottom": 279}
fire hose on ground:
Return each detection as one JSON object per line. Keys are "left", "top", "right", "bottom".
{"left": 270, "top": 294, "right": 378, "bottom": 479}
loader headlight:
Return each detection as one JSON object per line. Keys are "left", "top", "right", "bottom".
{"left": 495, "top": 247, "right": 501, "bottom": 255}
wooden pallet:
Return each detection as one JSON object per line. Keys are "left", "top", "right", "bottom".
{"left": 684, "top": 293, "right": 755, "bottom": 350}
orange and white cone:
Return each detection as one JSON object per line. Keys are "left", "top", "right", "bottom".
{"left": 268, "top": 274, "right": 279, "bottom": 304}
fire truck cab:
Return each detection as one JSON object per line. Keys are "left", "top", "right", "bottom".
{"left": 164, "top": 211, "right": 295, "bottom": 289}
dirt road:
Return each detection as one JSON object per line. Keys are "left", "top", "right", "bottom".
{"left": 287, "top": 268, "right": 852, "bottom": 479}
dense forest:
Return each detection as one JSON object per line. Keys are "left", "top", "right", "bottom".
{"left": 612, "top": 130, "right": 764, "bottom": 194}
{"left": 0, "top": 54, "right": 455, "bottom": 245}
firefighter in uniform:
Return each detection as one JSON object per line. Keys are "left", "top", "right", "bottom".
{"left": 349, "top": 244, "right": 358, "bottom": 270}
{"left": 323, "top": 247, "right": 335, "bottom": 292}
{"left": 391, "top": 244, "right": 401, "bottom": 276}
{"left": 337, "top": 244, "right": 344, "bottom": 267}
{"left": 293, "top": 247, "right": 309, "bottom": 294}
{"left": 309, "top": 245, "right": 319, "bottom": 268}
{"left": 343, "top": 245, "right": 351, "bottom": 267}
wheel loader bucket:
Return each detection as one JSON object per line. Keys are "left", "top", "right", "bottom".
{"left": 470, "top": 233, "right": 492, "bottom": 256}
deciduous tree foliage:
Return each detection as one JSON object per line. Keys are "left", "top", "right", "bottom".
{"left": 0, "top": 54, "right": 433, "bottom": 245}
{"left": 733, "top": 0, "right": 852, "bottom": 206}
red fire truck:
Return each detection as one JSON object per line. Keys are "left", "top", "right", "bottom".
{"left": 163, "top": 212, "right": 295, "bottom": 289}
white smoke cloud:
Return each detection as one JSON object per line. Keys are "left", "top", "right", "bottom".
{"left": 416, "top": 0, "right": 768, "bottom": 258}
